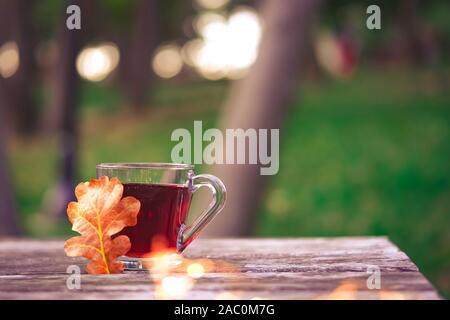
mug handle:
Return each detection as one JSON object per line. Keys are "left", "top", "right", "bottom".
{"left": 177, "top": 172, "right": 226, "bottom": 252}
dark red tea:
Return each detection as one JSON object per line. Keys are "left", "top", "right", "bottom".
{"left": 118, "top": 183, "right": 192, "bottom": 258}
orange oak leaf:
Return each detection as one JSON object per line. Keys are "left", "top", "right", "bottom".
{"left": 64, "top": 176, "right": 140, "bottom": 274}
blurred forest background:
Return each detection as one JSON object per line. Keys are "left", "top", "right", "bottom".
{"left": 0, "top": 0, "right": 449, "bottom": 297}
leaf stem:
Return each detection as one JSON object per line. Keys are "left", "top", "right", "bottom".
{"left": 95, "top": 208, "right": 110, "bottom": 274}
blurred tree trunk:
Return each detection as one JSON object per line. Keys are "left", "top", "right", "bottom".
{"left": 202, "top": 0, "right": 322, "bottom": 237}
{"left": 0, "top": 0, "right": 38, "bottom": 135}
{"left": 0, "top": 86, "right": 21, "bottom": 236}
{"left": 48, "top": 0, "right": 85, "bottom": 218}
{"left": 124, "top": 0, "right": 160, "bottom": 112}
{"left": 44, "top": 0, "right": 98, "bottom": 131}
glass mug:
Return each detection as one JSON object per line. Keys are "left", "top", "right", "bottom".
{"left": 96, "top": 163, "right": 226, "bottom": 269}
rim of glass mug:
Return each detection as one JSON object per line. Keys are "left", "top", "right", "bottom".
{"left": 96, "top": 162, "right": 194, "bottom": 170}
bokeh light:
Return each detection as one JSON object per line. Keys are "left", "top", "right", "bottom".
{"left": 181, "top": 38, "right": 204, "bottom": 67}
{"left": 0, "top": 41, "right": 20, "bottom": 79}
{"left": 161, "top": 275, "right": 193, "bottom": 299}
{"left": 193, "top": 11, "right": 226, "bottom": 35}
{"left": 315, "top": 31, "right": 357, "bottom": 78}
{"left": 318, "top": 281, "right": 358, "bottom": 300}
{"left": 76, "top": 42, "right": 120, "bottom": 82}
{"left": 187, "top": 263, "right": 205, "bottom": 278}
{"left": 152, "top": 44, "right": 183, "bottom": 79}
{"left": 315, "top": 32, "right": 344, "bottom": 78}
{"left": 195, "top": 0, "right": 229, "bottom": 10}
{"left": 190, "top": 6, "right": 262, "bottom": 80}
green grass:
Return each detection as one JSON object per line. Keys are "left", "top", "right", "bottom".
{"left": 9, "top": 68, "right": 450, "bottom": 297}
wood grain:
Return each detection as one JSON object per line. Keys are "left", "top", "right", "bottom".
{"left": 0, "top": 237, "right": 441, "bottom": 299}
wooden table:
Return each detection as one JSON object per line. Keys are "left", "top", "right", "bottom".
{"left": 0, "top": 237, "right": 441, "bottom": 299}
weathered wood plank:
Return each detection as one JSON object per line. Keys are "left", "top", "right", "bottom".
{"left": 0, "top": 237, "right": 441, "bottom": 299}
